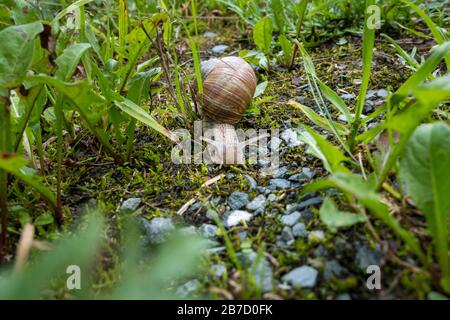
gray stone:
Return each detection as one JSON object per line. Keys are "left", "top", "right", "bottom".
{"left": 324, "top": 260, "right": 344, "bottom": 280}
{"left": 258, "top": 159, "right": 271, "bottom": 168}
{"left": 224, "top": 210, "right": 253, "bottom": 228}
{"left": 267, "top": 194, "right": 277, "bottom": 202}
{"left": 299, "top": 197, "right": 323, "bottom": 209}
{"left": 211, "top": 44, "right": 229, "bottom": 55}
{"left": 269, "top": 179, "right": 291, "bottom": 190}
{"left": 270, "top": 137, "right": 283, "bottom": 152}
{"left": 341, "top": 93, "right": 355, "bottom": 100}
{"left": 292, "top": 222, "right": 308, "bottom": 238}
{"left": 206, "top": 209, "right": 219, "bottom": 220}
{"left": 179, "top": 225, "right": 197, "bottom": 236}
{"left": 175, "top": 279, "right": 200, "bottom": 298}
{"left": 282, "top": 266, "right": 318, "bottom": 289}
{"left": 377, "top": 89, "right": 389, "bottom": 97}
{"left": 336, "top": 293, "right": 351, "bottom": 300}
{"left": 203, "top": 31, "right": 216, "bottom": 38}
{"left": 246, "top": 195, "right": 267, "bottom": 214}
{"left": 211, "top": 263, "right": 226, "bottom": 278}
{"left": 273, "top": 166, "right": 289, "bottom": 178}
{"left": 309, "top": 230, "right": 325, "bottom": 242}
{"left": 355, "top": 245, "right": 381, "bottom": 271}
{"left": 199, "top": 223, "right": 218, "bottom": 238}
{"left": 120, "top": 198, "right": 142, "bottom": 211}
{"left": 281, "top": 226, "right": 295, "bottom": 245}
{"left": 281, "top": 129, "right": 302, "bottom": 148}
{"left": 142, "top": 217, "right": 175, "bottom": 244}
{"left": 245, "top": 175, "right": 258, "bottom": 189}
{"left": 237, "top": 251, "right": 273, "bottom": 292}
{"left": 228, "top": 191, "right": 249, "bottom": 210}
{"left": 280, "top": 211, "right": 301, "bottom": 226}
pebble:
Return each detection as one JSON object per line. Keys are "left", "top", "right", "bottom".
{"left": 206, "top": 208, "right": 219, "bottom": 220}
{"left": 299, "top": 196, "right": 323, "bottom": 209}
{"left": 211, "top": 263, "right": 226, "bottom": 278}
{"left": 288, "top": 167, "right": 315, "bottom": 182}
{"left": 292, "top": 222, "right": 308, "bottom": 238}
{"left": 244, "top": 175, "right": 258, "bottom": 189}
{"left": 280, "top": 211, "right": 301, "bottom": 226}
{"left": 228, "top": 191, "right": 249, "bottom": 210}
{"left": 246, "top": 195, "right": 267, "bottom": 214}
{"left": 281, "top": 226, "right": 295, "bottom": 245}
{"left": 281, "top": 129, "right": 302, "bottom": 148}
{"left": 282, "top": 266, "right": 318, "bottom": 289}
{"left": 355, "top": 244, "right": 381, "bottom": 271}
{"left": 324, "top": 260, "right": 344, "bottom": 280}
{"left": 336, "top": 293, "right": 352, "bottom": 300}
{"left": 341, "top": 93, "right": 355, "bottom": 100}
{"left": 308, "top": 230, "right": 325, "bottom": 242}
{"left": 267, "top": 194, "right": 277, "bottom": 202}
{"left": 175, "top": 279, "right": 200, "bottom": 298}
{"left": 211, "top": 44, "right": 229, "bottom": 55}
{"left": 120, "top": 198, "right": 142, "bottom": 211}
{"left": 224, "top": 210, "right": 253, "bottom": 228}
{"left": 377, "top": 89, "right": 389, "bottom": 97}
{"left": 142, "top": 217, "right": 175, "bottom": 244}
{"left": 203, "top": 31, "right": 217, "bottom": 38}
{"left": 270, "top": 137, "right": 283, "bottom": 152}
{"left": 268, "top": 178, "right": 291, "bottom": 190}
{"left": 179, "top": 225, "right": 197, "bottom": 236}
{"left": 199, "top": 223, "right": 218, "bottom": 238}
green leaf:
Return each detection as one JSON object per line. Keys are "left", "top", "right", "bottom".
{"left": 278, "top": 34, "right": 292, "bottom": 66}
{"left": 0, "top": 21, "right": 43, "bottom": 88}
{"left": 270, "top": 0, "right": 285, "bottom": 32}
{"left": 298, "top": 125, "right": 349, "bottom": 173}
{"left": 253, "top": 17, "right": 273, "bottom": 54}
{"left": 52, "top": 0, "right": 94, "bottom": 24}
{"left": 254, "top": 81, "right": 268, "bottom": 98}
{"left": 320, "top": 198, "right": 367, "bottom": 232}
{"left": 34, "top": 212, "right": 54, "bottom": 226}
{"left": 0, "top": 154, "right": 57, "bottom": 212}
{"left": 400, "top": 122, "right": 450, "bottom": 291}
{"left": 114, "top": 98, "right": 177, "bottom": 142}
{"left": 55, "top": 43, "right": 91, "bottom": 81}
{"left": 316, "top": 78, "right": 352, "bottom": 122}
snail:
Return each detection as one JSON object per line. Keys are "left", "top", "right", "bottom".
{"left": 196, "top": 56, "right": 266, "bottom": 165}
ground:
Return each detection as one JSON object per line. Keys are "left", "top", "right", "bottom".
{"left": 30, "top": 21, "right": 438, "bottom": 300}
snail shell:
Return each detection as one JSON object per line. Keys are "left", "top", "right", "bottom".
{"left": 200, "top": 56, "right": 257, "bottom": 124}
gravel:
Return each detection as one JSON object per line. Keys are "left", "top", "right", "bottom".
{"left": 355, "top": 244, "right": 381, "bottom": 271}
{"left": 245, "top": 175, "right": 258, "bottom": 189}
{"left": 120, "top": 198, "right": 142, "bottom": 211}
{"left": 237, "top": 251, "right": 273, "bottom": 292}
{"left": 199, "top": 223, "right": 218, "bottom": 238}
{"left": 142, "top": 217, "right": 175, "bottom": 244}
{"left": 268, "top": 179, "right": 291, "bottom": 190}
{"left": 281, "top": 128, "right": 302, "bottom": 148}
{"left": 246, "top": 195, "right": 267, "bottom": 214}
{"left": 324, "top": 260, "right": 344, "bottom": 280}
{"left": 292, "top": 222, "right": 308, "bottom": 238}
{"left": 280, "top": 211, "right": 301, "bottom": 226}
{"left": 224, "top": 210, "right": 253, "bottom": 228}
{"left": 282, "top": 266, "right": 319, "bottom": 289}
{"left": 211, "top": 44, "right": 229, "bottom": 55}
{"left": 228, "top": 191, "right": 249, "bottom": 210}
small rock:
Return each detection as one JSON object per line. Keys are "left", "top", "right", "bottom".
{"left": 211, "top": 263, "right": 226, "bottom": 278}
{"left": 281, "top": 226, "right": 295, "bottom": 245}
{"left": 280, "top": 211, "right": 301, "bottom": 226}
{"left": 377, "top": 89, "right": 389, "bottom": 97}
{"left": 245, "top": 175, "right": 258, "bottom": 189}
{"left": 199, "top": 224, "right": 218, "bottom": 238}
{"left": 299, "top": 197, "right": 323, "bottom": 209}
{"left": 270, "top": 137, "right": 283, "bottom": 152}
{"left": 211, "top": 44, "right": 229, "bottom": 55}
{"left": 355, "top": 245, "right": 381, "bottom": 271}
{"left": 175, "top": 279, "right": 200, "bottom": 298}
{"left": 288, "top": 167, "right": 315, "bottom": 182}
{"left": 246, "top": 195, "right": 267, "bottom": 214}
{"left": 292, "top": 222, "right": 308, "bottom": 238}
{"left": 267, "top": 194, "right": 277, "bottom": 202}
{"left": 203, "top": 31, "right": 216, "bottom": 38}
{"left": 228, "top": 191, "right": 249, "bottom": 210}
{"left": 258, "top": 159, "right": 271, "bottom": 168}
{"left": 142, "top": 217, "right": 175, "bottom": 244}
{"left": 324, "top": 260, "right": 344, "bottom": 280}
{"left": 366, "top": 90, "right": 377, "bottom": 99}
{"left": 224, "top": 210, "right": 253, "bottom": 228}
{"left": 273, "top": 166, "right": 289, "bottom": 178}
{"left": 309, "top": 230, "right": 325, "bottom": 242}
{"left": 341, "top": 93, "right": 355, "bottom": 100}
{"left": 269, "top": 179, "right": 291, "bottom": 190}
{"left": 282, "top": 266, "right": 318, "bottom": 289}
{"left": 336, "top": 293, "right": 352, "bottom": 300}
{"left": 281, "top": 129, "right": 302, "bottom": 148}
{"left": 120, "top": 198, "right": 141, "bottom": 211}
{"left": 206, "top": 208, "right": 219, "bottom": 220}
{"left": 179, "top": 225, "right": 197, "bottom": 236}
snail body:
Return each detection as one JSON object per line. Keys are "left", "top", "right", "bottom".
{"left": 196, "top": 56, "right": 258, "bottom": 165}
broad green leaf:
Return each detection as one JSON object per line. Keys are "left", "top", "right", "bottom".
{"left": 55, "top": 43, "right": 91, "bottom": 81}
{"left": 11, "top": 0, "right": 40, "bottom": 24}
{"left": 320, "top": 198, "right": 367, "bottom": 232}
{"left": 114, "top": 98, "right": 177, "bottom": 142}
{"left": 34, "top": 212, "right": 54, "bottom": 226}
{"left": 254, "top": 81, "right": 268, "bottom": 98}
{"left": 253, "top": 17, "right": 273, "bottom": 54}
{"left": 0, "top": 155, "right": 57, "bottom": 212}
{"left": 400, "top": 122, "right": 450, "bottom": 292}
{"left": 270, "top": 0, "right": 285, "bottom": 32}
{"left": 0, "top": 21, "right": 43, "bottom": 88}
{"left": 288, "top": 100, "right": 348, "bottom": 136}
{"left": 278, "top": 34, "right": 292, "bottom": 66}
{"left": 316, "top": 78, "right": 352, "bottom": 122}
{"left": 52, "top": 0, "right": 94, "bottom": 24}
{"left": 239, "top": 50, "right": 268, "bottom": 70}
{"left": 298, "top": 125, "right": 349, "bottom": 173}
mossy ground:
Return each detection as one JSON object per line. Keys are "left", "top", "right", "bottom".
{"left": 6, "top": 21, "right": 438, "bottom": 299}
